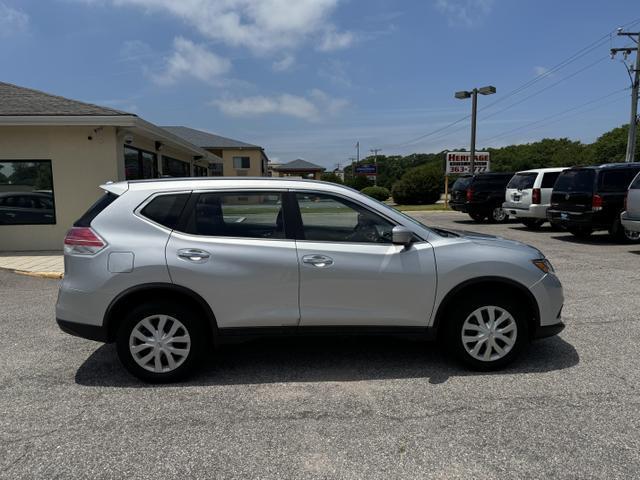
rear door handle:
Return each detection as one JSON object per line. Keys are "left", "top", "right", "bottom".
{"left": 302, "top": 254, "right": 334, "bottom": 268}
{"left": 177, "top": 248, "right": 210, "bottom": 263}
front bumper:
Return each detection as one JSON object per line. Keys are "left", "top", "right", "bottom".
{"left": 621, "top": 211, "right": 640, "bottom": 233}
{"left": 534, "top": 321, "right": 565, "bottom": 339}
{"left": 530, "top": 272, "right": 564, "bottom": 338}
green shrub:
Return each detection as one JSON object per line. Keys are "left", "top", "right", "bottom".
{"left": 360, "top": 186, "right": 391, "bottom": 201}
{"left": 391, "top": 164, "right": 442, "bottom": 205}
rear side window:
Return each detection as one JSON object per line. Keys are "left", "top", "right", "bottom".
{"left": 140, "top": 193, "right": 189, "bottom": 229}
{"left": 507, "top": 173, "right": 536, "bottom": 190}
{"left": 554, "top": 169, "right": 594, "bottom": 192}
{"left": 630, "top": 172, "right": 640, "bottom": 190}
{"left": 473, "top": 175, "right": 512, "bottom": 189}
{"left": 182, "top": 192, "right": 285, "bottom": 239}
{"left": 598, "top": 169, "right": 640, "bottom": 192}
{"left": 541, "top": 171, "right": 561, "bottom": 188}
{"left": 74, "top": 192, "right": 118, "bottom": 227}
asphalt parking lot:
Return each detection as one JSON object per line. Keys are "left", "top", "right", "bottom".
{"left": 2, "top": 211, "right": 640, "bottom": 479}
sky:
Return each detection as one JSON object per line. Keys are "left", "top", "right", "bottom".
{"left": 1, "top": 0, "right": 638, "bottom": 168}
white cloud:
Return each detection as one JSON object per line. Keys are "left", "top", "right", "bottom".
{"left": 0, "top": 2, "right": 28, "bottom": 37}
{"left": 318, "top": 27, "right": 355, "bottom": 51}
{"left": 212, "top": 89, "right": 348, "bottom": 121}
{"left": 434, "top": 0, "right": 494, "bottom": 27}
{"left": 152, "top": 37, "right": 231, "bottom": 86}
{"left": 533, "top": 65, "right": 551, "bottom": 77}
{"left": 272, "top": 54, "right": 295, "bottom": 72}
{"left": 85, "top": 0, "right": 353, "bottom": 54}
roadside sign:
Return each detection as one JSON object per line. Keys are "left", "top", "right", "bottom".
{"left": 355, "top": 164, "right": 377, "bottom": 175}
{"left": 446, "top": 151, "right": 490, "bottom": 174}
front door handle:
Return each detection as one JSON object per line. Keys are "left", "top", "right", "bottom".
{"left": 177, "top": 248, "right": 210, "bottom": 263}
{"left": 302, "top": 254, "right": 334, "bottom": 268}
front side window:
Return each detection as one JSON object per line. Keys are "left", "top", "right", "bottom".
{"left": 0, "top": 160, "right": 56, "bottom": 225}
{"left": 125, "top": 146, "right": 158, "bottom": 180}
{"left": 233, "top": 157, "right": 251, "bottom": 169}
{"left": 296, "top": 193, "right": 394, "bottom": 243}
{"left": 184, "top": 192, "right": 285, "bottom": 239}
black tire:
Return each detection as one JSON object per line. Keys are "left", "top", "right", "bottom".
{"left": 116, "top": 301, "right": 206, "bottom": 383}
{"left": 469, "top": 213, "right": 486, "bottom": 222}
{"left": 609, "top": 215, "right": 640, "bottom": 243}
{"left": 521, "top": 219, "right": 545, "bottom": 230}
{"left": 446, "top": 293, "right": 529, "bottom": 371}
{"left": 568, "top": 227, "right": 592, "bottom": 239}
{"left": 487, "top": 207, "right": 509, "bottom": 223}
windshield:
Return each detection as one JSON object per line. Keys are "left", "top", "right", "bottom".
{"left": 507, "top": 173, "right": 536, "bottom": 190}
{"left": 452, "top": 176, "right": 472, "bottom": 190}
{"left": 554, "top": 169, "right": 595, "bottom": 192}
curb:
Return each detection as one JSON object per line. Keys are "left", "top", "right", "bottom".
{"left": 0, "top": 267, "right": 63, "bottom": 279}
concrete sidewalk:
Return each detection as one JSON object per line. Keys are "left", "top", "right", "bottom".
{"left": 0, "top": 251, "right": 64, "bottom": 278}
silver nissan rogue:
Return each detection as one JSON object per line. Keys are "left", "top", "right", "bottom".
{"left": 56, "top": 178, "right": 564, "bottom": 382}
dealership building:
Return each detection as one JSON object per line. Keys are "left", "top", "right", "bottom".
{"left": 0, "top": 82, "right": 227, "bottom": 251}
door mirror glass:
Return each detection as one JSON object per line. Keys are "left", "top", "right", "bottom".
{"left": 392, "top": 226, "right": 413, "bottom": 246}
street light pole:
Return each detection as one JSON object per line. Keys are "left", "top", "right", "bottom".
{"left": 455, "top": 85, "right": 496, "bottom": 174}
{"left": 470, "top": 88, "right": 478, "bottom": 174}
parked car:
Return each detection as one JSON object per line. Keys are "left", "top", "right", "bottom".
{"left": 450, "top": 172, "right": 515, "bottom": 222}
{"left": 0, "top": 191, "right": 55, "bottom": 225}
{"left": 503, "top": 168, "right": 568, "bottom": 229}
{"left": 547, "top": 163, "right": 640, "bottom": 242}
{"left": 621, "top": 171, "right": 640, "bottom": 233}
{"left": 57, "top": 177, "right": 564, "bottom": 382}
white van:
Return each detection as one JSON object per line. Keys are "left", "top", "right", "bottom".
{"left": 621, "top": 171, "right": 640, "bottom": 233}
{"left": 503, "top": 167, "right": 568, "bottom": 229}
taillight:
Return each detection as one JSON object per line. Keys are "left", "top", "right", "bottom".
{"left": 466, "top": 187, "right": 473, "bottom": 201}
{"left": 64, "top": 227, "right": 106, "bottom": 255}
{"left": 531, "top": 188, "right": 541, "bottom": 205}
{"left": 592, "top": 194, "right": 603, "bottom": 212}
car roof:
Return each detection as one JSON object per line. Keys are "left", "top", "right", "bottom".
{"left": 569, "top": 162, "right": 640, "bottom": 171}
{"left": 514, "top": 167, "right": 568, "bottom": 174}
{"left": 101, "top": 177, "right": 361, "bottom": 195}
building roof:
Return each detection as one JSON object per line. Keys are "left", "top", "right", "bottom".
{"left": 162, "top": 126, "right": 261, "bottom": 149}
{"left": 272, "top": 159, "right": 326, "bottom": 171}
{"left": 0, "top": 82, "right": 134, "bottom": 116}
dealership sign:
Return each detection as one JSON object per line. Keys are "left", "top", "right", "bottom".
{"left": 355, "top": 164, "right": 377, "bottom": 175}
{"left": 446, "top": 152, "right": 490, "bottom": 174}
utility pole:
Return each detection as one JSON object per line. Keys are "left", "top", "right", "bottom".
{"left": 611, "top": 29, "right": 640, "bottom": 162}
{"left": 370, "top": 148, "right": 381, "bottom": 186}
{"left": 349, "top": 157, "right": 356, "bottom": 181}
{"left": 455, "top": 86, "right": 496, "bottom": 174}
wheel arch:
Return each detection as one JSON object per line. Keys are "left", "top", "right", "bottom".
{"left": 103, "top": 283, "right": 219, "bottom": 343}
{"left": 431, "top": 276, "right": 540, "bottom": 339}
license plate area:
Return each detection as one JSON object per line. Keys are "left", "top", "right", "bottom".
{"left": 560, "top": 212, "right": 569, "bottom": 220}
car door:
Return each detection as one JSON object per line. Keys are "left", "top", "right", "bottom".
{"left": 293, "top": 191, "right": 437, "bottom": 327}
{"left": 166, "top": 190, "right": 300, "bottom": 328}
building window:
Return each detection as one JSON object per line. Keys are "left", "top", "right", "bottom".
{"left": 124, "top": 146, "right": 158, "bottom": 180}
{"left": 210, "top": 163, "right": 224, "bottom": 177}
{"left": 233, "top": 156, "right": 250, "bottom": 169}
{"left": 194, "top": 165, "right": 208, "bottom": 177}
{"left": 162, "top": 156, "right": 191, "bottom": 177}
{"left": 0, "top": 160, "right": 56, "bottom": 225}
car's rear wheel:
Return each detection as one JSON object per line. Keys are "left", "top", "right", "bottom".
{"left": 447, "top": 294, "right": 529, "bottom": 370}
{"left": 469, "top": 213, "right": 486, "bottom": 222}
{"left": 522, "top": 219, "right": 545, "bottom": 229}
{"left": 609, "top": 215, "right": 640, "bottom": 243}
{"left": 568, "top": 227, "right": 592, "bottom": 239}
{"left": 488, "top": 207, "right": 509, "bottom": 223}
{"left": 116, "top": 302, "right": 205, "bottom": 383}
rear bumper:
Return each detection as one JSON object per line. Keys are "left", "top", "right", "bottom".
{"left": 57, "top": 318, "right": 108, "bottom": 342}
{"left": 503, "top": 203, "right": 548, "bottom": 219}
{"left": 621, "top": 211, "right": 640, "bottom": 232}
{"left": 547, "top": 209, "right": 597, "bottom": 228}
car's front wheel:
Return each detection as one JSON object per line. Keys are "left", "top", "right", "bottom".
{"left": 447, "top": 295, "right": 529, "bottom": 370}
{"left": 116, "top": 302, "right": 205, "bottom": 382}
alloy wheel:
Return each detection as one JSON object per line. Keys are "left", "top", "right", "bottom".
{"left": 492, "top": 207, "right": 507, "bottom": 222}
{"left": 625, "top": 228, "right": 640, "bottom": 241}
{"left": 128, "top": 315, "right": 191, "bottom": 373}
{"left": 461, "top": 306, "right": 517, "bottom": 362}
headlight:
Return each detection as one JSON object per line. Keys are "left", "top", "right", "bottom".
{"left": 532, "top": 258, "right": 554, "bottom": 273}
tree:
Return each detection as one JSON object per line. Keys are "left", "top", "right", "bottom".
{"left": 361, "top": 186, "right": 390, "bottom": 201}
{"left": 588, "top": 125, "right": 637, "bottom": 163}
{"left": 320, "top": 172, "right": 343, "bottom": 184}
{"left": 391, "top": 164, "right": 442, "bottom": 205}
{"left": 344, "top": 175, "right": 373, "bottom": 191}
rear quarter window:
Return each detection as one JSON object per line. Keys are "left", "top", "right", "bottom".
{"left": 541, "top": 172, "right": 561, "bottom": 188}
{"left": 74, "top": 192, "right": 118, "bottom": 227}
{"left": 554, "top": 169, "right": 594, "bottom": 192}
{"left": 140, "top": 193, "right": 189, "bottom": 229}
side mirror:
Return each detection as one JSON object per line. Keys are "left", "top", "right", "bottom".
{"left": 392, "top": 226, "right": 413, "bottom": 246}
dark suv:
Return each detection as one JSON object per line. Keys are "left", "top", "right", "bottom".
{"left": 547, "top": 163, "right": 640, "bottom": 242}
{"left": 450, "top": 173, "right": 515, "bottom": 222}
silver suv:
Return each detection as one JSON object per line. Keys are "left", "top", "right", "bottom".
{"left": 56, "top": 178, "right": 564, "bottom": 382}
